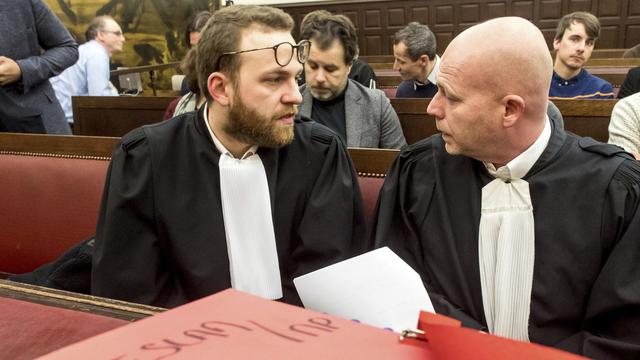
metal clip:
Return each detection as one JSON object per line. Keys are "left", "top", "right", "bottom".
{"left": 399, "top": 328, "right": 427, "bottom": 342}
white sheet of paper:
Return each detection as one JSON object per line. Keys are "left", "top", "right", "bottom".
{"left": 293, "top": 247, "right": 434, "bottom": 332}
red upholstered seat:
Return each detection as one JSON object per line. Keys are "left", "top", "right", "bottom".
{"left": 0, "top": 297, "right": 127, "bottom": 359}
{"left": 358, "top": 176, "right": 385, "bottom": 223}
{"left": 0, "top": 154, "right": 109, "bottom": 274}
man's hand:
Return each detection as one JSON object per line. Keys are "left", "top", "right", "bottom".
{"left": 0, "top": 56, "right": 22, "bottom": 86}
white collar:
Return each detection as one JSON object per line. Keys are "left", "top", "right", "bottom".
{"left": 202, "top": 102, "right": 258, "bottom": 160}
{"left": 484, "top": 115, "right": 551, "bottom": 180}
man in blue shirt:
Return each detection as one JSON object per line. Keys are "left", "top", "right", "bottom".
{"left": 549, "top": 12, "right": 614, "bottom": 99}
{"left": 51, "top": 16, "right": 125, "bottom": 125}
{"left": 392, "top": 22, "right": 439, "bottom": 98}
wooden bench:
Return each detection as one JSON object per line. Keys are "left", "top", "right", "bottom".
{"left": 554, "top": 99, "right": 617, "bottom": 143}
{"left": 348, "top": 148, "right": 399, "bottom": 219}
{"left": 371, "top": 58, "right": 640, "bottom": 71}
{"left": 377, "top": 68, "right": 630, "bottom": 89}
{"left": 361, "top": 49, "right": 632, "bottom": 65}
{"left": 0, "top": 279, "right": 162, "bottom": 359}
{"left": 72, "top": 96, "right": 174, "bottom": 137}
{"left": 389, "top": 98, "right": 617, "bottom": 145}
{"left": 0, "top": 132, "right": 399, "bottom": 275}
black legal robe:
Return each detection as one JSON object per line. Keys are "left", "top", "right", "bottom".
{"left": 373, "top": 120, "right": 640, "bottom": 358}
{"left": 92, "top": 108, "right": 367, "bottom": 308}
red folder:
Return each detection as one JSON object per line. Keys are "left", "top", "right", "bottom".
{"left": 418, "top": 311, "right": 586, "bottom": 360}
{"left": 40, "top": 289, "right": 430, "bottom": 359}
{"left": 40, "top": 289, "right": 586, "bottom": 359}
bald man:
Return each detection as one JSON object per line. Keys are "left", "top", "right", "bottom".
{"left": 373, "top": 17, "right": 640, "bottom": 357}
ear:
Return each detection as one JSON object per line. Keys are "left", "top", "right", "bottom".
{"left": 553, "top": 38, "right": 560, "bottom": 51}
{"left": 207, "top": 72, "right": 232, "bottom": 107}
{"left": 95, "top": 31, "right": 106, "bottom": 44}
{"left": 419, "top": 54, "right": 429, "bottom": 65}
{"left": 501, "top": 95, "right": 525, "bottom": 128}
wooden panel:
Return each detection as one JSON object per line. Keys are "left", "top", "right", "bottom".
{"left": 343, "top": 11, "right": 359, "bottom": 29}
{"left": 435, "top": 5, "right": 454, "bottom": 25}
{"left": 459, "top": 3, "right": 481, "bottom": 25}
{"left": 411, "top": 7, "right": 429, "bottom": 23}
{"left": 0, "top": 133, "right": 118, "bottom": 158}
{"left": 625, "top": 25, "right": 640, "bottom": 48}
{"left": 387, "top": 8, "right": 406, "bottom": 28}
{"left": 486, "top": 2, "right": 507, "bottom": 18}
{"left": 598, "top": 0, "right": 622, "bottom": 17}
{"left": 599, "top": 25, "right": 620, "bottom": 47}
{"left": 386, "top": 98, "right": 614, "bottom": 145}
{"left": 540, "top": 0, "right": 563, "bottom": 19}
{"left": 513, "top": 1, "right": 535, "bottom": 20}
{"left": 568, "top": 0, "right": 593, "bottom": 12}
{"left": 390, "top": 98, "right": 437, "bottom": 145}
{"left": 555, "top": 99, "right": 617, "bottom": 142}
{"left": 278, "top": 0, "right": 637, "bottom": 56}
{"left": 348, "top": 148, "right": 399, "bottom": 176}
{"left": 630, "top": 1, "right": 640, "bottom": 16}
{"left": 365, "top": 35, "right": 384, "bottom": 55}
{"left": 365, "top": 9, "right": 383, "bottom": 30}
{"left": 0, "top": 280, "right": 163, "bottom": 321}
{"left": 72, "top": 96, "right": 174, "bottom": 137}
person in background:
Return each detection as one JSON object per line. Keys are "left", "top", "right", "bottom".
{"left": 392, "top": 22, "right": 439, "bottom": 98}
{"left": 181, "top": 11, "right": 211, "bottom": 96}
{"left": 51, "top": 16, "right": 124, "bottom": 126}
{"left": 0, "top": 0, "right": 78, "bottom": 134}
{"left": 622, "top": 43, "right": 640, "bottom": 58}
{"left": 549, "top": 12, "right": 614, "bottom": 99}
{"left": 374, "top": 16, "right": 640, "bottom": 358}
{"left": 298, "top": 10, "right": 406, "bottom": 149}
{"left": 173, "top": 48, "right": 205, "bottom": 117}
{"left": 617, "top": 66, "right": 640, "bottom": 99}
{"left": 185, "top": 10, "right": 211, "bottom": 48}
{"left": 297, "top": 10, "right": 377, "bottom": 89}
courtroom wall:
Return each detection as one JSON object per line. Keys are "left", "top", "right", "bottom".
{"left": 277, "top": 0, "right": 640, "bottom": 56}
{"left": 45, "top": 0, "right": 640, "bottom": 64}
{"left": 45, "top": 0, "right": 210, "bottom": 88}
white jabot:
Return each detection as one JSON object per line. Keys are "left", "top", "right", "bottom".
{"left": 478, "top": 116, "right": 551, "bottom": 341}
{"left": 203, "top": 104, "right": 283, "bottom": 300}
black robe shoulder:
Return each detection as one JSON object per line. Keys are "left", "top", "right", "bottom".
{"left": 92, "top": 108, "right": 368, "bottom": 308}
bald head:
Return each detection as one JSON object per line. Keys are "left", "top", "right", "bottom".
{"left": 443, "top": 17, "right": 552, "bottom": 117}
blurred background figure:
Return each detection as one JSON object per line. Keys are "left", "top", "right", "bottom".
{"left": 180, "top": 11, "right": 211, "bottom": 95}
{"left": 51, "top": 16, "right": 125, "bottom": 126}
{"left": 0, "top": 0, "right": 78, "bottom": 134}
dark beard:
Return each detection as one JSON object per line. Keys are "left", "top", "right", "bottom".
{"left": 224, "top": 94, "right": 295, "bottom": 148}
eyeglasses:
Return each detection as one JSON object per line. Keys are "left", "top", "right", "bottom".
{"left": 215, "top": 40, "right": 311, "bottom": 71}
{"left": 102, "top": 30, "right": 123, "bottom": 37}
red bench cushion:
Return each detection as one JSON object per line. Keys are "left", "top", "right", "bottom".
{"left": 0, "top": 154, "right": 108, "bottom": 274}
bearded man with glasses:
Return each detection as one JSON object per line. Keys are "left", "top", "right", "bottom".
{"left": 92, "top": 5, "right": 368, "bottom": 308}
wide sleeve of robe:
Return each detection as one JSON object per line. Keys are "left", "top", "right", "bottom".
{"left": 290, "top": 122, "right": 368, "bottom": 278}
{"left": 91, "top": 128, "right": 175, "bottom": 306}
{"left": 555, "top": 159, "right": 640, "bottom": 359}
{"left": 371, "top": 138, "right": 487, "bottom": 330}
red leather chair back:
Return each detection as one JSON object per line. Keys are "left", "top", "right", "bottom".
{"left": 0, "top": 154, "right": 109, "bottom": 274}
